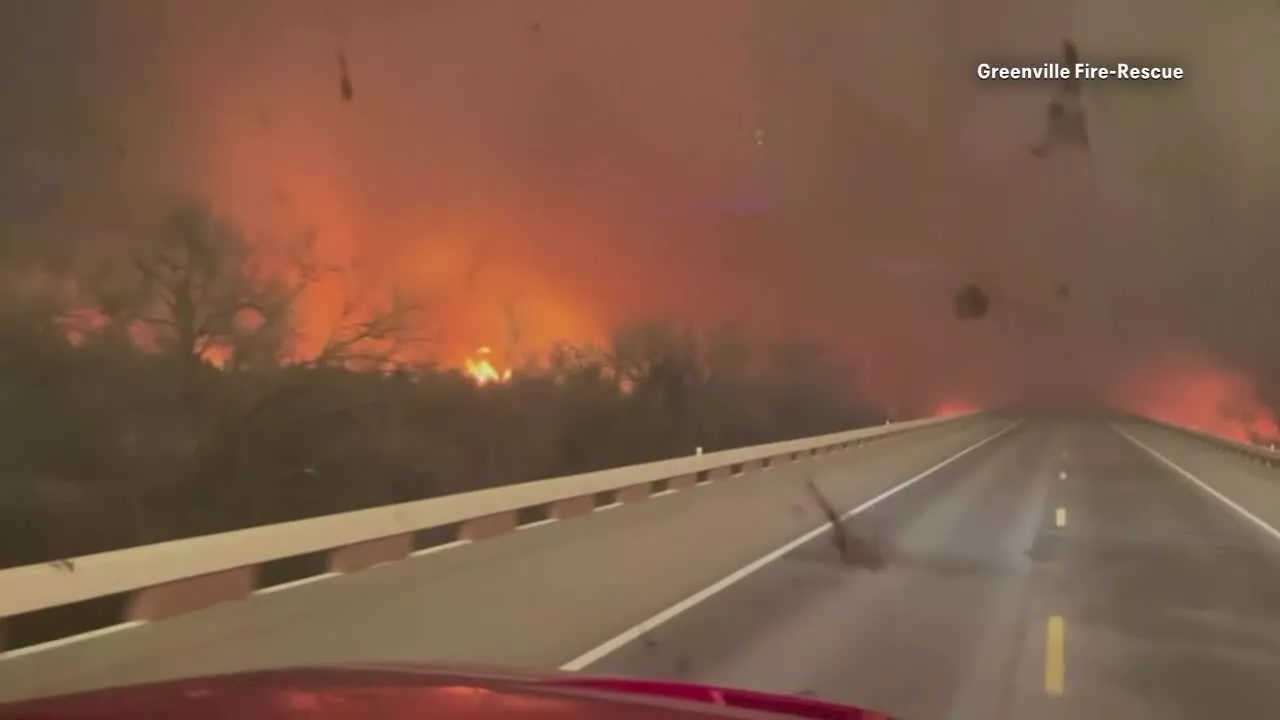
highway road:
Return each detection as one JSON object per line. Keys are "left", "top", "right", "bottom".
{"left": 0, "top": 418, "right": 1008, "bottom": 703}
{"left": 579, "top": 420, "right": 1280, "bottom": 720}
{"left": 4, "top": 417, "right": 1280, "bottom": 720}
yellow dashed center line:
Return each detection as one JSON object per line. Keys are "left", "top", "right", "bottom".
{"left": 1045, "top": 615, "right": 1066, "bottom": 696}
{"left": 1055, "top": 507, "right": 1067, "bottom": 528}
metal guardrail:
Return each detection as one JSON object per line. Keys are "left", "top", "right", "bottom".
{"left": 1127, "top": 414, "right": 1280, "bottom": 467}
{"left": 0, "top": 413, "right": 982, "bottom": 639}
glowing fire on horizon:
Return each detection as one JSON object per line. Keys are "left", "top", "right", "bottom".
{"left": 931, "top": 398, "right": 979, "bottom": 417}
{"left": 1118, "top": 360, "right": 1280, "bottom": 445}
{"left": 464, "top": 346, "right": 512, "bottom": 385}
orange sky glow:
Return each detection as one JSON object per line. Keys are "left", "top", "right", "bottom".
{"left": 20, "top": 2, "right": 1276, "bottom": 435}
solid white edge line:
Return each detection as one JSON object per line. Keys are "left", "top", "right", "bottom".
{"left": 253, "top": 572, "right": 341, "bottom": 595}
{"left": 1116, "top": 426, "right": 1280, "bottom": 544}
{"left": 558, "top": 420, "right": 1023, "bottom": 672}
{"left": 518, "top": 518, "right": 559, "bottom": 531}
{"left": 0, "top": 621, "right": 147, "bottom": 661}
{"left": 409, "top": 540, "right": 471, "bottom": 558}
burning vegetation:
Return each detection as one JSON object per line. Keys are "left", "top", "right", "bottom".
{"left": 464, "top": 346, "right": 512, "bottom": 385}
{"left": 0, "top": 206, "right": 886, "bottom": 569}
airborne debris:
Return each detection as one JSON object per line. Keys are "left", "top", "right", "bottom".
{"left": 1062, "top": 38, "right": 1080, "bottom": 67}
{"left": 337, "top": 50, "right": 354, "bottom": 101}
{"left": 1057, "top": 283, "right": 1071, "bottom": 298}
{"left": 953, "top": 283, "right": 990, "bottom": 320}
{"left": 1029, "top": 38, "right": 1090, "bottom": 158}
{"left": 803, "top": 477, "right": 886, "bottom": 570}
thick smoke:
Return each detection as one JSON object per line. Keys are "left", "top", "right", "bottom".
{"left": 0, "top": 1, "right": 1277, "bottom": 431}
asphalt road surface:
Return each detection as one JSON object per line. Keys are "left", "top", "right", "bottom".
{"left": 580, "top": 420, "right": 1280, "bottom": 720}
{"left": 0, "top": 419, "right": 1006, "bottom": 703}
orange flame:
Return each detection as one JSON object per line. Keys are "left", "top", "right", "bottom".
{"left": 1119, "top": 360, "right": 1280, "bottom": 445}
{"left": 463, "top": 346, "right": 512, "bottom": 385}
{"left": 931, "top": 398, "right": 979, "bottom": 417}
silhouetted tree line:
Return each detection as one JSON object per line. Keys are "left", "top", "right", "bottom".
{"left": 0, "top": 204, "right": 884, "bottom": 569}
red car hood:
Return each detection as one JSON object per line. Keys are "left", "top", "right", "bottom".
{"left": 0, "top": 664, "right": 896, "bottom": 720}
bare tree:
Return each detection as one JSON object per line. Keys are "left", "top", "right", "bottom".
{"left": 607, "top": 319, "right": 700, "bottom": 390}
{"left": 502, "top": 298, "right": 526, "bottom": 373}
{"left": 607, "top": 319, "right": 702, "bottom": 455}
{"left": 308, "top": 281, "right": 434, "bottom": 371}
{"left": 81, "top": 202, "right": 293, "bottom": 391}
{"left": 98, "top": 220, "right": 437, "bottom": 374}
{"left": 545, "top": 341, "right": 609, "bottom": 383}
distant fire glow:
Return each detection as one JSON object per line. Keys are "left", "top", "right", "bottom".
{"left": 931, "top": 399, "right": 979, "bottom": 417}
{"left": 1117, "top": 353, "right": 1280, "bottom": 444}
{"left": 464, "top": 346, "right": 511, "bottom": 385}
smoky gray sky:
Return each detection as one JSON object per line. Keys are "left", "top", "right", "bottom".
{"left": 1, "top": 0, "right": 1277, "bottom": 431}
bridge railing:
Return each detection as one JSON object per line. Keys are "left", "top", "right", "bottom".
{"left": 0, "top": 412, "right": 983, "bottom": 650}
{"left": 1125, "top": 413, "right": 1280, "bottom": 467}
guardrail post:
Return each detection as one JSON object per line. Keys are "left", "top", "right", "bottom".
{"left": 669, "top": 473, "right": 697, "bottom": 490}
{"left": 549, "top": 495, "right": 594, "bottom": 519}
{"left": 616, "top": 483, "right": 652, "bottom": 503}
{"left": 459, "top": 512, "right": 519, "bottom": 541}
{"left": 127, "top": 566, "right": 257, "bottom": 621}
{"left": 706, "top": 466, "right": 732, "bottom": 482}
{"left": 329, "top": 533, "right": 414, "bottom": 574}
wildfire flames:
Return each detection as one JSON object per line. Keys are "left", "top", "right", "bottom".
{"left": 1117, "top": 359, "right": 1280, "bottom": 445}
{"left": 464, "top": 346, "right": 512, "bottom": 385}
{"left": 931, "top": 399, "right": 979, "bottom": 417}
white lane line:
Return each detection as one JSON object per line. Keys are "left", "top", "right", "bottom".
{"left": 1117, "top": 427, "right": 1280, "bottom": 544}
{"left": 0, "top": 621, "right": 146, "bottom": 661}
{"left": 559, "top": 421, "right": 1024, "bottom": 671}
